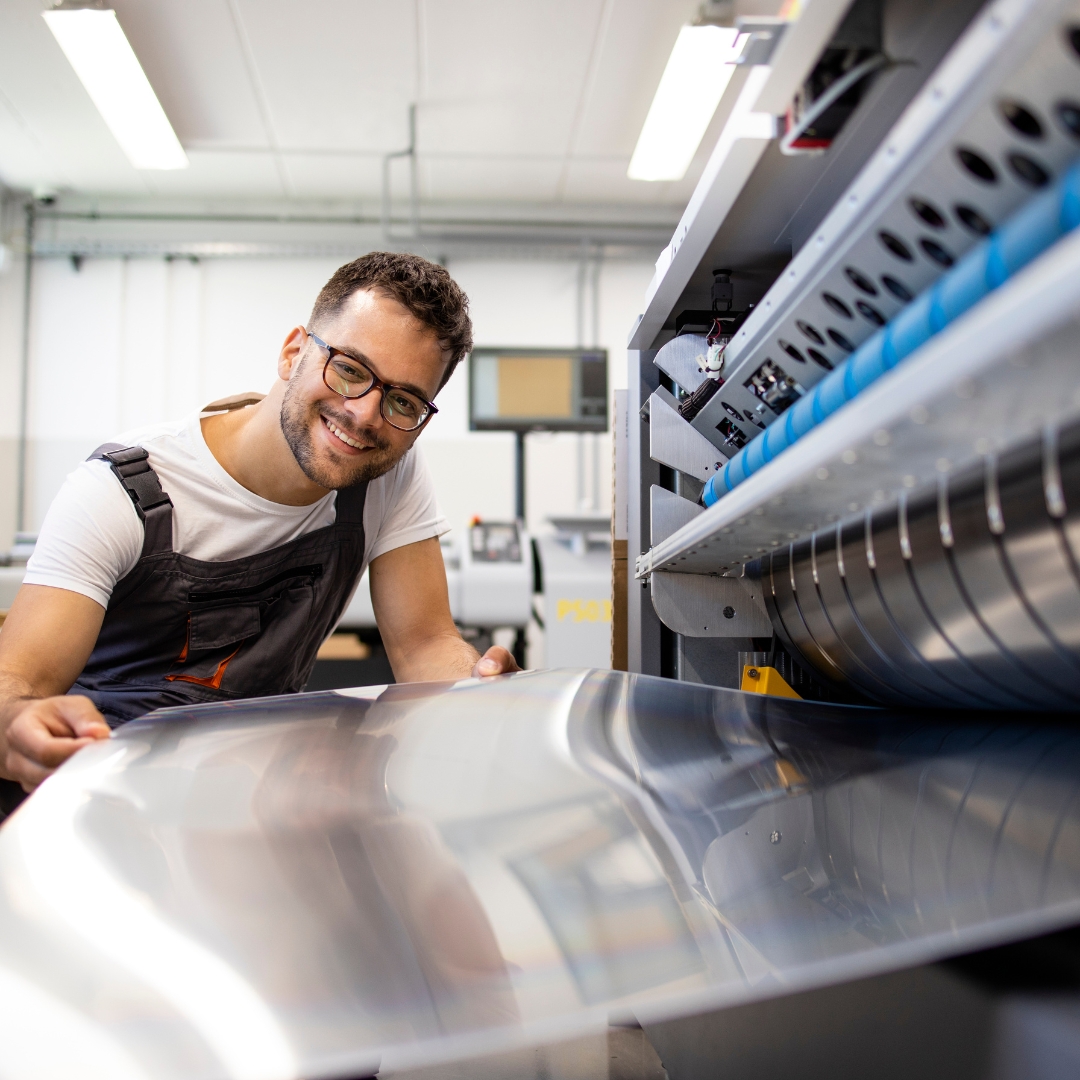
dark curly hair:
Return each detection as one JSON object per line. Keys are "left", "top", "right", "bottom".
{"left": 309, "top": 252, "right": 472, "bottom": 390}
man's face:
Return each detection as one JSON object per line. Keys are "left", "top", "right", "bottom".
{"left": 279, "top": 288, "right": 448, "bottom": 490}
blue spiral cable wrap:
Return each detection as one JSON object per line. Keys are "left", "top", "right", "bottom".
{"left": 701, "top": 160, "right": 1080, "bottom": 508}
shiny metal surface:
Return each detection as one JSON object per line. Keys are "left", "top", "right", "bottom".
{"left": 693, "top": 0, "right": 1080, "bottom": 453}
{"left": 2, "top": 671, "right": 1080, "bottom": 1079}
{"left": 762, "top": 415, "right": 1080, "bottom": 707}
{"left": 650, "top": 572, "right": 771, "bottom": 638}
{"left": 637, "top": 191, "right": 1080, "bottom": 581}
{"left": 647, "top": 388, "right": 723, "bottom": 485}
{"left": 651, "top": 335, "right": 708, "bottom": 396}
{"left": 649, "top": 487, "right": 702, "bottom": 549}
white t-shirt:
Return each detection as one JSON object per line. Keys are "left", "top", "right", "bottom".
{"left": 24, "top": 413, "right": 449, "bottom": 610}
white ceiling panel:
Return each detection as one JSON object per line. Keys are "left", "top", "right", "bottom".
{"left": 0, "top": 0, "right": 713, "bottom": 218}
{"left": 569, "top": 0, "right": 699, "bottom": 158}
{"left": 0, "top": 89, "right": 66, "bottom": 190}
{"left": 282, "top": 151, "right": 383, "bottom": 199}
{"left": 419, "top": 0, "right": 605, "bottom": 156}
{"left": 559, "top": 158, "right": 693, "bottom": 206}
{"left": 234, "top": 0, "right": 418, "bottom": 152}
{"left": 422, "top": 155, "right": 564, "bottom": 203}
{"left": 0, "top": 0, "right": 147, "bottom": 193}
{"left": 140, "top": 150, "right": 288, "bottom": 198}
{"left": 112, "top": 0, "right": 267, "bottom": 149}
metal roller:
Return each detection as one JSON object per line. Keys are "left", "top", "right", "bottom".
{"left": 756, "top": 415, "right": 1080, "bottom": 707}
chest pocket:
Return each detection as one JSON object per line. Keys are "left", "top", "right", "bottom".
{"left": 167, "top": 565, "right": 325, "bottom": 696}
{"left": 190, "top": 603, "right": 261, "bottom": 650}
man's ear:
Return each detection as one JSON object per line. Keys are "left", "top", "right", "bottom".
{"left": 278, "top": 326, "right": 307, "bottom": 382}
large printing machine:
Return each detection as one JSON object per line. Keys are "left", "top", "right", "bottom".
{"left": 619, "top": 0, "right": 1080, "bottom": 1070}
{"left": 6, "top": 1, "right": 1080, "bottom": 1078}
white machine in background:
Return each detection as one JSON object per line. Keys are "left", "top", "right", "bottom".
{"left": 458, "top": 519, "right": 532, "bottom": 629}
{"left": 337, "top": 522, "right": 532, "bottom": 651}
{"left": 339, "top": 516, "right": 614, "bottom": 673}
{"left": 536, "top": 514, "right": 612, "bottom": 669}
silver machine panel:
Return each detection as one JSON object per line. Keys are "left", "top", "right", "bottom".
{"left": 690, "top": 0, "right": 1080, "bottom": 457}
{"left": 629, "top": 0, "right": 1080, "bottom": 713}
{"left": 3, "top": 672, "right": 1080, "bottom": 1079}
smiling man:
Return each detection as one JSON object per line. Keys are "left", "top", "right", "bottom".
{"left": 0, "top": 252, "right": 518, "bottom": 791}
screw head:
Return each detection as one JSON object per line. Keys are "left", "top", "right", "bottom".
{"left": 723, "top": 606, "right": 736, "bottom": 619}
{"left": 747, "top": 667, "right": 760, "bottom": 679}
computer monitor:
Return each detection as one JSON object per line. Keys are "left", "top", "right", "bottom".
{"left": 469, "top": 348, "right": 608, "bottom": 433}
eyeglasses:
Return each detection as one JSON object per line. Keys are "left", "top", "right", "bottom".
{"left": 306, "top": 329, "right": 438, "bottom": 432}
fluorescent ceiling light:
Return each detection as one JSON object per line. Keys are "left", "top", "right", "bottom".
{"left": 628, "top": 25, "right": 740, "bottom": 182}
{"left": 42, "top": 7, "right": 188, "bottom": 170}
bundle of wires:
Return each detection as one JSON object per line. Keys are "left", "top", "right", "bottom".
{"left": 702, "top": 159, "right": 1080, "bottom": 507}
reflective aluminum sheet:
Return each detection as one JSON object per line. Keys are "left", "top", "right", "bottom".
{"left": 1, "top": 670, "right": 1079, "bottom": 1079}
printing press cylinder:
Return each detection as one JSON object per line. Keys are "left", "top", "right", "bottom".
{"left": 756, "top": 418, "right": 1080, "bottom": 709}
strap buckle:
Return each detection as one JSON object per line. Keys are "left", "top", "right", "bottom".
{"left": 102, "top": 446, "right": 173, "bottom": 521}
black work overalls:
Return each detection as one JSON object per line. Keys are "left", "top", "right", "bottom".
{"left": 72, "top": 444, "right": 369, "bottom": 726}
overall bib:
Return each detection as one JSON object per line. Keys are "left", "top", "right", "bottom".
{"left": 72, "top": 444, "right": 369, "bottom": 726}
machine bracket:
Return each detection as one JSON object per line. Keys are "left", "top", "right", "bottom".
{"left": 650, "top": 570, "right": 772, "bottom": 637}
{"left": 648, "top": 387, "right": 726, "bottom": 483}
{"left": 650, "top": 486, "right": 703, "bottom": 547}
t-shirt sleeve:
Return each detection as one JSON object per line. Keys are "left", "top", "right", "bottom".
{"left": 23, "top": 459, "right": 144, "bottom": 609}
{"left": 363, "top": 444, "right": 450, "bottom": 564}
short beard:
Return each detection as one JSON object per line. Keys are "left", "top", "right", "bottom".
{"left": 280, "top": 360, "right": 403, "bottom": 489}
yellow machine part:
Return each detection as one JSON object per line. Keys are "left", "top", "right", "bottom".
{"left": 740, "top": 665, "right": 802, "bottom": 700}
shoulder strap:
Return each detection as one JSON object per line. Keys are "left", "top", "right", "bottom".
{"left": 334, "top": 480, "right": 369, "bottom": 526}
{"left": 89, "top": 443, "right": 174, "bottom": 558}
{"left": 200, "top": 392, "right": 265, "bottom": 415}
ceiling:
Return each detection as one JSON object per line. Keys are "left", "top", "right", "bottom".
{"left": 0, "top": 0, "right": 724, "bottom": 217}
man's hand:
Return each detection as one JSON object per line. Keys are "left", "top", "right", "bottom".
{"left": 3, "top": 696, "right": 110, "bottom": 792}
{"left": 472, "top": 646, "right": 520, "bottom": 679}
{"left": 0, "top": 584, "right": 109, "bottom": 791}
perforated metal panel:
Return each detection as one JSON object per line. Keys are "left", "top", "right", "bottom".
{"left": 689, "top": 0, "right": 1080, "bottom": 457}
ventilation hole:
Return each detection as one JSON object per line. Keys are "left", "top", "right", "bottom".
{"left": 822, "top": 292, "right": 853, "bottom": 318}
{"left": 828, "top": 328, "right": 855, "bottom": 353}
{"left": 920, "top": 237, "right": 954, "bottom": 267}
{"left": 722, "top": 402, "right": 742, "bottom": 420}
{"left": 1008, "top": 152, "right": 1050, "bottom": 187}
{"left": 882, "top": 275, "right": 913, "bottom": 302}
{"left": 796, "top": 320, "right": 825, "bottom": 345}
{"left": 954, "top": 204, "right": 992, "bottom": 236}
{"left": 856, "top": 300, "right": 885, "bottom": 326}
{"left": 845, "top": 267, "right": 878, "bottom": 295}
{"left": 957, "top": 147, "right": 997, "bottom": 183}
{"left": 807, "top": 348, "right": 833, "bottom": 370}
{"left": 909, "top": 198, "right": 946, "bottom": 229}
{"left": 879, "top": 231, "right": 913, "bottom": 261}
{"left": 1057, "top": 100, "right": 1080, "bottom": 139}
{"left": 1067, "top": 25, "right": 1080, "bottom": 59}
{"left": 779, "top": 339, "right": 806, "bottom": 363}
{"left": 999, "top": 100, "right": 1044, "bottom": 138}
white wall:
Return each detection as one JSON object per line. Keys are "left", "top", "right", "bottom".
{"left": 21, "top": 254, "right": 652, "bottom": 543}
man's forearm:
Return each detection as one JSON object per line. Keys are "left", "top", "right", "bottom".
{"left": 387, "top": 630, "right": 480, "bottom": 683}
{"left": 0, "top": 673, "right": 39, "bottom": 781}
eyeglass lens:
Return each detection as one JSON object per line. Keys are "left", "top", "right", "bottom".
{"left": 324, "top": 357, "right": 429, "bottom": 431}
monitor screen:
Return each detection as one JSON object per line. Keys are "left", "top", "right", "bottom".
{"left": 469, "top": 348, "right": 608, "bottom": 432}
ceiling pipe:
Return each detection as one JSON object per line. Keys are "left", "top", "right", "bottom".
{"left": 381, "top": 103, "right": 418, "bottom": 244}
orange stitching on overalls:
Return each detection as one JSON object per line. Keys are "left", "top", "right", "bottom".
{"left": 164, "top": 644, "right": 241, "bottom": 689}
